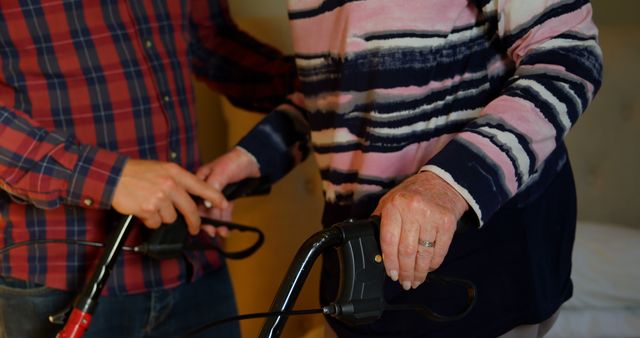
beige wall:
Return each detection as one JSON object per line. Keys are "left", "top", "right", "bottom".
{"left": 193, "top": 1, "right": 640, "bottom": 337}
{"left": 194, "top": 3, "right": 324, "bottom": 338}
{"left": 567, "top": 0, "right": 640, "bottom": 227}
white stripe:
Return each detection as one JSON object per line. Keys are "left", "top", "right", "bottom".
{"left": 514, "top": 79, "right": 570, "bottom": 130}
{"left": 477, "top": 125, "right": 530, "bottom": 181}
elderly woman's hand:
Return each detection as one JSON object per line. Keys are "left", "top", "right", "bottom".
{"left": 373, "top": 171, "right": 469, "bottom": 290}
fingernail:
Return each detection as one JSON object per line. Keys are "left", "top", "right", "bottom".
{"left": 204, "top": 200, "right": 213, "bottom": 209}
{"left": 412, "top": 281, "right": 421, "bottom": 289}
{"left": 401, "top": 281, "right": 411, "bottom": 291}
{"left": 389, "top": 270, "right": 398, "bottom": 282}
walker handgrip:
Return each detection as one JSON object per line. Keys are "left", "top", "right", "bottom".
{"left": 330, "top": 217, "right": 385, "bottom": 325}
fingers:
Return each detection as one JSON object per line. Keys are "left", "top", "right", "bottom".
{"left": 168, "top": 163, "right": 228, "bottom": 210}
{"left": 430, "top": 219, "right": 455, "bottom": 271}
{"left": 413, "top": 224, "right": 436, "bottom": 288}
{"left": 378, "top": 208, "right": 402, "bottom": 283}
{"left": 170, "top": 187, "right": 201, "bottom": 235}
{"left": 397, "top": 215, "right": 420, "bottom": 291}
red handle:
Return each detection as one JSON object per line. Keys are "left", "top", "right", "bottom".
{"left": 56, "top": 308, "right": 92, "bottom": 338}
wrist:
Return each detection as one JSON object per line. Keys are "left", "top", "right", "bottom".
{"left": 233, "top": 146, "right": 261, "bottom": 177}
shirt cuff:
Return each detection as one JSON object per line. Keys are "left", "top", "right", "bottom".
{"left": 65, "top": 145, "right": 127, "bottom": 209}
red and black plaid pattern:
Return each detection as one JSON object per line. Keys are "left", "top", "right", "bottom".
{"left": 0, "top": 0, "right": 295, "bottom": 294}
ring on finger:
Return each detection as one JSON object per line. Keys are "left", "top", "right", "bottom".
{"left": 418, "top": 239, "right": 435, "bottom": 248}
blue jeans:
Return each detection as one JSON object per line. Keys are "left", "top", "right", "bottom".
{"left": 0, "top": 266, "right": 240, "bottom": 338}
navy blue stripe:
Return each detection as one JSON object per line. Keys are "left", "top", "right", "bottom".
{"left": 470, "top": 126, "right": 527, "bottom": 186}
{"left": 151, "top": 2, "right": 195, "bottom": 168}
{"left": 22, "top": 1, "right": 75, "bottom": 132}
{"left": 289, "top": 0, "right": 366, "bottom": 20}
{"left": 102, "top": 0, "right": 157, "bottom": 160}
{"left": 64, "top": 1, "right": 118, "bottom": 151}
{"left": 520, "top": 72, "right": 589, "bottom": 118}
{"left": 470, "top": 0, "right": 492, "bottom": 9}
{"left": 129, "top": 1, "right": 180, "bottom": 164}
{"left": 0, "top": 10, "right": 31, "bottom": 113}
{"left": 312, "top": 119, "right": 468, "bottom": 154}
{"left": 319, "top": 169, "right": 398, "bottom": 189}
{"left": 361, "top": 16, "right": 495, "bottom": 42}
{"left": 479, "top": 119, "right": 537, "bottom": 176}
{"left": 521, "top": 45, "right": 602, "bottom": 95}
{"left": 0, "top": 194, "right": 13, "bottom": 275}
{"left": 306, "top": 75, "right": 496, "bottom": 129}
{"left": 28, "top": 207, "right": 47, "bottom": 281}
{"left": 501, "top": 0, "right": 591, "bottom": 49}
{"left": 297, "top": 35, "right": 499, "bottom": 95}
{"left": 64, "top": 207, "right": 85, "bottom": 290}
{"left": 527, "top": 75, "right": 583, "bottom": 124}
{"left": 64, "top": 152, "right": 89, "bottom": 286}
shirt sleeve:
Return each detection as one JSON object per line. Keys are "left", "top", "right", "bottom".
{"left": 189, "top": 0, "right": 298, "bottom": 113}
{"left": 422, "top": 0, "right": 603, "bottom": 225}
{"left": 0, "top": 105, "right": 127, "bottom": 210}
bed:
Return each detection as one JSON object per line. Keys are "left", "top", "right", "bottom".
{"left": 546, "top": 221, "right": 640, "bottom": 338}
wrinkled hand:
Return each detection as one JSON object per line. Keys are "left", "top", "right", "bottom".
{"left": 373, "top": 171, "right": 469, "bottom": 290}
{"left": 111, "top": 159, "right": 228, "bottom": 235}
{"left": 195, "top": 147, "right": 261, "bottom": 237}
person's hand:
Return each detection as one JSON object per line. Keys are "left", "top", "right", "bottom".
{"left": 195, "top": 147, "right": 261, "bottom": 237}
{"left": 373, "top": 171, "right": 468, "bottom": 290}
{"left": 111, "top": 159, "right": 228, "bottom": 235}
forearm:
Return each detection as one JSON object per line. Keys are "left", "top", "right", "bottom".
{"left": 0, "top": 105, "right": 126, "bottom": 209}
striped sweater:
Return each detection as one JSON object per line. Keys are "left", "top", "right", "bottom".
{"left": 239, "top": 0, "right": 602, "bottom": 228}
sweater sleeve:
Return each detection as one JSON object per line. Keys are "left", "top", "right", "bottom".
{"left": 423, "top": 0, "right": 603, "bottom": 225}
{"left": 236, "top": 95, "right": 311, "bottom": 182}
{"left": 0, "top": 104, "right": 126, "bottom": 210}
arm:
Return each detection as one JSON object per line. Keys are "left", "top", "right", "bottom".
{"left": 189, "top": 0, "right": 298, "bottom": 112}
{"left": 0, "top": 105, "right": 125, "bottom": 210}
{"left": 0, "top": 105, "right": 227, "bottom": 234}
{"left": 425, "top": 0, "right": 603, "bottom": 225}
{"left": 377, "top": 0, "right": 603, "bottom": 289}
{"left": 197, "top": 97, "right": 311, "bottom": 190}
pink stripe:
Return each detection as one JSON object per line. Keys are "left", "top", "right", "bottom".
{"left": 314, "top": 134, "right": 455, "bottom": 177}
{"left": 291, "top": 0, "right": 476, "bottom": 54}
{"left": 509, "top": 4, "right": 597, "bottom": 64}
{"left": 323, "top": 182, "right": 381, "bottom": 195}
{"left": 484, "top": 95, "right": 557, "bottom": 165}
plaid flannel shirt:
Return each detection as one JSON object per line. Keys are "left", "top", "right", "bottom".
{"left": 0, "top": 0, "right": 295, "bottom": 294}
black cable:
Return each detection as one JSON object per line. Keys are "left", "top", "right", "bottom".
{"left": 0, "top": 216, "right": 263, "bottom": 260}
{"left": 182, "top": 308, "right": 325, "bottom": 338}
{"left": 0, "top": 237, "right": 256, "bottom": 260}
{"left": 0, "top": 239, "right": 136, "bottom": 256}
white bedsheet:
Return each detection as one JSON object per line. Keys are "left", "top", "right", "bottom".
{"left": 547, "top": 221, "right": 640, "bottom": 338}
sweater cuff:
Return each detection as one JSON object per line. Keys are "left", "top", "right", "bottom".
{"left": 236, "top": 111, "right": 302, "bottom": 182}
{"left": 422, "top": 138, "right": 511, "bottom": 226}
